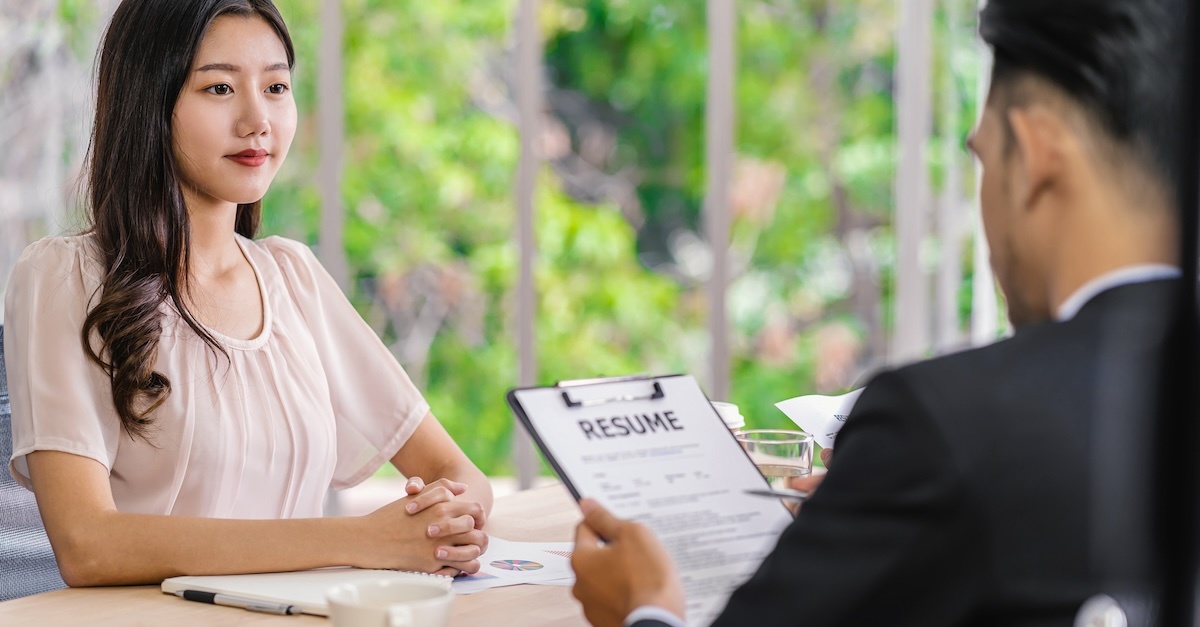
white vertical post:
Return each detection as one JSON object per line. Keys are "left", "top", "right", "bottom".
{"left": 935, "top": 0, "right": 964, "bottom": 353}
{"left": 893, "top": 0, "right": 935, "bottom": 364}
{"left": 318, "top": 0, "right": 346, "bottom": 516}
{"left": 705, "top": 0, "right": 735, "bottom": 401}
{"left": 318, "top": 0, "right": 348, "bottom": 292}
{"left": 40, "top": 20, "right": 64, "bottom": 234}
{"left": 513, "top": 0, "right": 542, "bottom": 490}
{"left": 970, "top": 0, "right": 1001, "bottom": 345}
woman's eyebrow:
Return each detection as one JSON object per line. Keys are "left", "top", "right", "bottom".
{"left": 194, "top": 62, "right": 290, "bottom": 73}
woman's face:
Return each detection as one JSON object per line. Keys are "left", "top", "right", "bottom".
{"left": 172, "top": 14, "right": 296, "bottom": 212}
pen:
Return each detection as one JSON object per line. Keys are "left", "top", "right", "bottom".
{"left": 175, "top": 589, "right": 301, "bottom": 615}
{"left": 743, "top": 488, "right": 810, "bottom": 501}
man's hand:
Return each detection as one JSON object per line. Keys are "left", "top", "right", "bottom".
{"left": 787, "top": 448, "right": 833, "bottom": 496}
{"left": 571, "top": 499, "right": 686, "bottom": 627}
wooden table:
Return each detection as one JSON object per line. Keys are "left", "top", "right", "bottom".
{"left": 0, "top": 484, "right": 587, "bottom": 626}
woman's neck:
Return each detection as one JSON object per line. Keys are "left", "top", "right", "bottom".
{"left": 183, "top": 187, "right": 243, "bottom": 277}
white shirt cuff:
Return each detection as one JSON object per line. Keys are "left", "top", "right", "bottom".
{"left": 624, "top": 605, "right": 687, "bottom": 627}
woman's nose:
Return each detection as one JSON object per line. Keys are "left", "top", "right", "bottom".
{"left": 236, "top": 96, "right": 270, "bottom": 137}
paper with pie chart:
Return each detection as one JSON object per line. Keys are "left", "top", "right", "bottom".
{"left": 450, "top": 537, "right": 575, "bottom": 595}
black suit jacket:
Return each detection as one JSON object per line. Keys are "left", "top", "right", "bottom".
{"left": 641, "top": 279, "right": 1174, "bottom": 627}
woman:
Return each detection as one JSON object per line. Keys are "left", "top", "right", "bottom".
{"left": 3, "top": 0, "right": 492, "bottom": 586}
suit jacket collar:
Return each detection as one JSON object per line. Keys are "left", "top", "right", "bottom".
{"left": 1056, "top": 265, "right": 1181, "bottom": 321}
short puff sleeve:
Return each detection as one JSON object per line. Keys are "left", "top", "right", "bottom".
{"left": 5, "top": 237, "right": 122, "bottom": 489}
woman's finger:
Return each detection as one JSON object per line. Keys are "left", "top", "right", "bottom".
{"left": 404, "top": 485, "right": 455, "bottom": 514}
{"left": 426, "top": 478, "right": 468, "bottom": 496}
{"left": 444, "top": 559, "right": 481, "bottom": 575}
{"left": 434, "top": 542, "right": 484, "bottom": 563}
{"left": 427, "top": 514, "right": 477, "bottom": 538}
{"left": 436, "top": 529, "right": 489, "bottom": 555}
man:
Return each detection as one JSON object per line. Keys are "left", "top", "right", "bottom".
{"left": 570, "top": 1, "right": 1181, "bottom": 625}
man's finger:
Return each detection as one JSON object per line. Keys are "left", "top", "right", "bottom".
{"left": 579, "top": 499, "right": 623, "bottom": 540}
{"left": 820, "top": 448, "right": 834, "bottom": 467}
{"left": 788, "top": 473, "right": 825, "bottom": 494}
{"left": 574, "top": 518, "right": 601, "bottom": 551}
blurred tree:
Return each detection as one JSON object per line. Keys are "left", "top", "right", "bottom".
{"left": 541, "top": 0, "right": 980, "bottom": 432}
{"left": 271, "top": 0, "right": 693, "bottom": 474}
{"left": 1, "top": 1, "right": 981, "bottom": 476}
{"left": 266, "top": 0, "right": 981, "bottom": 472}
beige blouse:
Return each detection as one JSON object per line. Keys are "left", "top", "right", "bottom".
{"left": 4, "top": 234, "right": 429, "bottom": 519}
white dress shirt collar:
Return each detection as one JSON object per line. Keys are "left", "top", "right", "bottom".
{"left": 1055, "top": 264, "right": 1180, "bottom": 322}
{"left": 625, "top": 605, "right": 687, "bottom": 627}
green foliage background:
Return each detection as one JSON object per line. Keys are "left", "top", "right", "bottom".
{"left": 253, "top": 0, "right": 983, "bottom": 475}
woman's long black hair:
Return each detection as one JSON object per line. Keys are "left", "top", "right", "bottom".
{"left": 80, "top": 0, "right": 295, "bottom": 439}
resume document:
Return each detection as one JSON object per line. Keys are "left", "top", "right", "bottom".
{"left": 509, "top": 375, "right": 794, "bottom": 626}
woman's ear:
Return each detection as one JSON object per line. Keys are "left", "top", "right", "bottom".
{"left": 1006, "top": 106, "right": 1068, "bottom": 213}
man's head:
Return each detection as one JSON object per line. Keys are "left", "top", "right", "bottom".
{"left": 970, "top": 0, "right": 1180, "bottom": 327}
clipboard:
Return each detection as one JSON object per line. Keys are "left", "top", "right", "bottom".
{"left": 505, "top": 374, "right": 794, "bottom": 626}
{"left": 508, "top": 374, "right": 687, "bottom": 502}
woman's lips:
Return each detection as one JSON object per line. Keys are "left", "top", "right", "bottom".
{"left": 227, "top": 150, "right": 269, "bottom": 167}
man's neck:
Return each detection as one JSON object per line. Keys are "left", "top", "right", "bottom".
{"left": 1046, "top": 182, "right": 1177, "bottom": 314}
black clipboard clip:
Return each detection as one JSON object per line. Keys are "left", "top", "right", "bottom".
{"left": 556, "top": 374, "right": 667, "bottom": 409}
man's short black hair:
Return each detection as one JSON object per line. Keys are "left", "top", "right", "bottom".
{"left": 979, "top": 0, "right": 1181, "bottom": 184}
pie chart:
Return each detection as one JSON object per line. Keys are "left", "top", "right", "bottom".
{"left": 490, "top": 559, "right": 544, "bottom": 572}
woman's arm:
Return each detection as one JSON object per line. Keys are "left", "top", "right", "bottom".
{"left": 390, "top": 412, "right": 494, "bottom": 520}
{"left": 26, "top": 450, "right": 484, "bottom": 587}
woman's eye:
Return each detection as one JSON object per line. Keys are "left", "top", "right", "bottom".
{"left": 206, "top": 84, "right": 232, "bottom": 95}
{"left": 267, "top": 83, "right": 290, "bottom": 95}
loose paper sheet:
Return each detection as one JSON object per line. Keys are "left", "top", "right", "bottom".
{"left": 451, "top": 538, "right": 575, "bottom": 595}
{"left": 774, "top": 388, "right": 864, "bottom": 450}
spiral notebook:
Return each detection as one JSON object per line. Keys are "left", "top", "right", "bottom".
{"left": 161, "top": 567, "right": 451, "bottom": 616}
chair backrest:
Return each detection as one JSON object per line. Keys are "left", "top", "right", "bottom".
{"left": 0, "top": 324, "right": 66, "bottom": 600}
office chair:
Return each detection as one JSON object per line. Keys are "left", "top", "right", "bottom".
{"left": 0, "top": 324, "right": 66, "bottom": 600}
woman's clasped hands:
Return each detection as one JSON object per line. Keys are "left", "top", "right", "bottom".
{"left": 359, "top": 477, "right": 489, "bottom": 577}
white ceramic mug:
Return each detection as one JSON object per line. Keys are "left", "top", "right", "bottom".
{"left": 326, "top": 579, "right": 454, "bottom": 627}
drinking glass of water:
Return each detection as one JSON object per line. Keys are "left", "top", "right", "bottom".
{"left": 736, "top": 430, "right": 814, "bottom": 490}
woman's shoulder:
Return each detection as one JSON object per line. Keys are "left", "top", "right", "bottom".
{"left": 242, "top": 234, "right": 319, "bottom": 267}
{"left": 239, "top": 235, "right": 332, "bottom": 292}
{"left": 13, "top": 234, "right": 103, "bottom": 281}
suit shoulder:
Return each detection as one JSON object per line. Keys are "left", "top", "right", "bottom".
{"left": 891, "top": 321, "right": 1086, "bottom": 392}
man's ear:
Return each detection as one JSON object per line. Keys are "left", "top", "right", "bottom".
{"left": 1006, "top": 106, "right": 1068, "bottom": 212}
